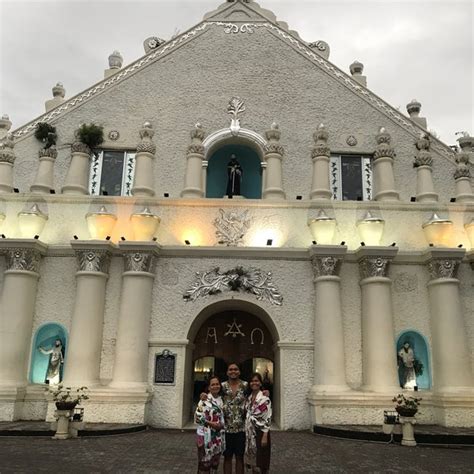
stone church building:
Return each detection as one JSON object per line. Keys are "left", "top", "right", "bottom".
{"left": 0, "top": 0, "right": 473, "bottom": 429}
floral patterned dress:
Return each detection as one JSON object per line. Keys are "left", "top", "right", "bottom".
{"left": 195, "top": 394, "right": 226, "bottom": 470}
{"left": 244, "top": 390, "right": 272, "bottom": 470}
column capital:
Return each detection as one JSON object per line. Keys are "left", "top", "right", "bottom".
{"left": 119, "top": 241, "right": 160, "bottom": 273}
{"left": 423, "top": 247, "right": 466, "bottom": 280}
{"left": 71, "top": 240, "right": 116, "bottom": 274}
{"left": 0, "top": 239, "right": 48, "bottom": 273}
{"left": 374, "top": 127, "right": 395, "bottom": 160}
{"left": 355, "top": 246, "right": 398, "bottom": 279}
{"left": 136, "top": 122, "right": 156, "bottom": 155}
{"left": 414, "top": 133, "right": 433, "bottom": 168}
{"left": 310, "top": 245, "right": 347, "bottom": 278}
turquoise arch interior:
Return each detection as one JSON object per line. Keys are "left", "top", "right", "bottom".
{"left": 206, "top": 144, "right": 262, "bottom": 199}
{"left": 30, "top": 323, "right": 67, "bottom": 384}
{"left": 396, "top": 330, "right": 431, "bottom": 390}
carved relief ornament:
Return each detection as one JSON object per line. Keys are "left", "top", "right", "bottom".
{"left": 311, "top": 256, "right": 343, "bottom": 279}
{"left": 123, "top": 251, "right": 157, "bottom": 273}
{"left": 214, "top": 208, "right": 252, "bottom": 246}
{"left": 76, "top": 249, "right": 111, "bottom": 274}
{"left": 358, "top": 256, "right": 392, "bottom": 279}
{"left": 3, "top": 248, "right": 42, "bottom": 273}
{"left": 427, "top": 258, "right": 461, "bottom": 280}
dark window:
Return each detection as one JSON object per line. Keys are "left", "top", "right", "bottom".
{"left": 100, "top": 151, "right": 125, "bottom": 196}
{"left": 341, "top": 155, "right": 363, "bottom": 201}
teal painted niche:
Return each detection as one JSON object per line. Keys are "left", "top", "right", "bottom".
{"left": 206, "top": 144, "right": 262, "bottom": 199}
{"left": 30, "top": 323, "right": 67, "bottom": 384}
{"left": 396, "top": 331, "right": 431, "bottom": 390}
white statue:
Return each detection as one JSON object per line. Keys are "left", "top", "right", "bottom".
{"left": 38, "top": 339, "right": 64, "bottom": 385}
{"left": 398, "top": 342, "right": 417, "bottom": 389}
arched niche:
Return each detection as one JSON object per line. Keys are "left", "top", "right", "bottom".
{"left": 396, "top": 330, "right": 431, "bottom": 390}
{"left": 30, "top": 323, "right": 67, "bottom": 384}
{"left": 203, "top": 129, "right": 266, "bottom": 199}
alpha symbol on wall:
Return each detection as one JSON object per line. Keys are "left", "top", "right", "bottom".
{"left": 250, "top": 328, "right": 264, "bottom": 345}
{"left": 205, "top": 327, "right": 218, "bottom": 344}
{"left": 224, "top": 318, "right": 245, "bottom": 338}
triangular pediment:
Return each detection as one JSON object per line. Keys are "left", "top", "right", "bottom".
{"left": 10, "top": 1, "right": 455, "bottom": 164}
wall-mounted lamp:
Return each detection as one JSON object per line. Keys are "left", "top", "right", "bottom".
{"left": 356, "top": 211, "right": 385, "bottom": 246}
{"left": 18, "top": 204, "right": 48, "bottom": 238}
{"left": 86, "top": 206, "right": 117, "bottom": 240}
{"left": 130, "top": 207, "right": 160, "bottom": 241}
{"left": 422, "top": 213, "right": 453, "bottom": 247}
{"left": 308, "top": 209, "right": 336, "bottom": 245}
{"left": 464, "top": 218, "right": 474, "bottom": 249}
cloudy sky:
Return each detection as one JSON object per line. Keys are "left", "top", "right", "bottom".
{"left": 0, "top": 0, "right": 472, "bottom": 145}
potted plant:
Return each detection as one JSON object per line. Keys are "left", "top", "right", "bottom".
{"left": 47, "top": 384, "right": 89, "bottom": 411}
{"left": 35, "top": 122, "right": 57, "bottom": 149}
{"left": 392, "top": 393, "right": 422, "bottom": 417}
{"left": 76, "top": 123, "right": 104, "bottom": 151}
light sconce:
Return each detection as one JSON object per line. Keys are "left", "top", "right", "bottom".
{"left": 308, "top": 210, "right": 336, "bottom": 245}
{"left": 86, "top": 206, "right": 117, "bottom": 240}
{"left": 464, "top": 218, "right": 474, "bottom": 249}
{"left": 422, "top": 213, "right": 453, "bottom": 247}
{"left": 130, "top": 207, "right": 161, "bottom": 241}
{"left": 356, "top": 211, "right": 385, "bottom": 246}
{"left": 18, "top": 204, "right": 48, "bottom": 238}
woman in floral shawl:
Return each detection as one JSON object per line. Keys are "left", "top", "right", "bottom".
{"left": 245, "top": 372, "right": 272, "bottom": 474}
{"left": 195, "top": 375, "right": 226, "bottom": 473}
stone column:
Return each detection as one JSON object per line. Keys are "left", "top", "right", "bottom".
{"left": 181, "top": 124, "right": 205, "bottom": 198}
{"left": 132, "top": 122, "right": 156, "bottom": 197}
{"left": 0, "top": 134, "right": 15, "bottom": 194}
{"left": 310, "top": 124, "right": 332, "bottom": 200}
{"left": 110, "top": 242, "right": 159, "bottom": 388}
{"left": 63, "top": 241, "right": 114, "bottom": 386}
{"left": 309, "top": 246, "right": 349, "bottom": 392}
{"left": 202, "top": 160, "right": 208, "bottom": 196}
{"left": 263, "top": 123, "right": 285, "bottom": 200}
{"left": 424, "top": 248, "right": 473, "bottom": 392}
{"left": 31, "top": 146, "right": 57, "bottom": 193}
{"left": 357, "top": 247, "right": 399, "bottom": 392}
{"left": 373, "top": 128, "right": 399, "bottom": 201}
{"left": 0, "top": 241, "right": 46, "bottom": 386}
{"left": 61, "top": 142, "right": 91, "bottom": 195}
{"left": 453, "top": 143, "right": 474, "bottom": 204}
{"left": 414, "top": 134, "right": 438, "bottom": 203}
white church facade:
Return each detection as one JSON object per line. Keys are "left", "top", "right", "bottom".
{"left": 0, "top": 0, "right": 473, "bottom": 429}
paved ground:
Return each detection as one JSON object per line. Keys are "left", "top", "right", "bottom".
{"left": 0, "top": 429, "right": 472, "bottom": 473}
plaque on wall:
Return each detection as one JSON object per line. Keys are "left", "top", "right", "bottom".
{"left": 154, "top": 350, "right": 176, "bottom": 385}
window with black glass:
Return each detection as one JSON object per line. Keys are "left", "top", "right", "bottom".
{"left": 330, "top": 154, "right": 372, "bottom": 201}
{"left": 89, "top": 150, "right": 136, "bottom": 196}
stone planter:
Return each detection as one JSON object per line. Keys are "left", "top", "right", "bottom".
{"left": 395, "top": 406, "right": 417, "bottom": 417}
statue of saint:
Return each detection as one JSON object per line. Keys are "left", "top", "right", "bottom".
{"left": 226, "top": 155, "right": 243, "bottom": 197}
{"left": 38, "top": 338, "right": 64, "bottom": 385}
{"left": 398, "top": 341, "right": 417, "bottom": 389}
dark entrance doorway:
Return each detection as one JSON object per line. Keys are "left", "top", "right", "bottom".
{"left": 192, "top": 310, "right": 274, "bottom": 405}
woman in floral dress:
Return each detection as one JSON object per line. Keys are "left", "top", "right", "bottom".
{"left": 244, "top": 372, "right": 272, "bottom": 474}
{"left": 195, "top": 376, "right": 226, "bottom": 473}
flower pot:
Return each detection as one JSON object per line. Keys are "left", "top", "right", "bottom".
{"left": 395, "top": 406, "right": 417, "bottom": 417}
{"left": 55, "top": 401, "right": 78, "bottom": 411}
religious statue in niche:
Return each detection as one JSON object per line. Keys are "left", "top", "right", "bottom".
{"left": 226, "top": 155, "right": 242, "bottom": 197}
{"left": 397, "top": 341, "right": 423, "bottom": 390}
{"left": 37, "top": 338, "right": 64, "bottom": 385}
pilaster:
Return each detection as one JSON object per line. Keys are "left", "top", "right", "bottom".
{"left": 372, "top": 128, "right": 399, "bottom": 201}
{"left": 132, "top": 122, "right": 156, "bottom": 197}
{"left": 263, "top": 123, "right": 285, "bottom": 200}
{"left": 310, "top": 124, "right": 332, "bottom": 200}
{"left": 414, "top": 134, "right": 438, "bottom": 203}
{"left": 181, "top": 124, "right": 205, "bottom": 198}
{"left": 61, "top": 142, "right": 91, "bottom": 195}
{"left": 0, "top": 134, "right": 15, "bottom": 193}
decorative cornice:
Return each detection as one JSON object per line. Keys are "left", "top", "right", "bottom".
{"left": 10, "top": 22, "right": 455, "bottom": 163}
{"left": 75, "top": 249, "right": 111, "bottom": 273}
{"left": 123, "top": 251, "right": 157, "bottom": 273}
{"left": 2, "top": 248, "right": 43, "bottom": 273}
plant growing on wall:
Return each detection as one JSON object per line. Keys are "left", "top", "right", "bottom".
{"left": 77, "top": 123, "right": 104, "bottom": 150}
{"left": 34, "top": 122, "right": 57, "bottom": 149}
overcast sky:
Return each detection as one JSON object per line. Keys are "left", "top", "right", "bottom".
{"left": 0, "top": 0, "right": 472, "bottom": 145}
